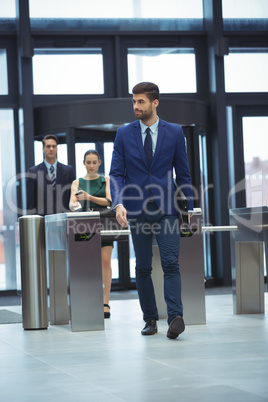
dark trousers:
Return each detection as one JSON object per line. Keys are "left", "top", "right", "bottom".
{"left": 129, "top": 201, "right": 182, "bottom": 324}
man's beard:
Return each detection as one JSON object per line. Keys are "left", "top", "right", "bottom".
{"left": 135, "top": 108, "right": 153, "bottom": 122}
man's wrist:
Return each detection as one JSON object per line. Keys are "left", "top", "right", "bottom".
{"left": 114, "top": 203, "right": 123, "bottom": 210}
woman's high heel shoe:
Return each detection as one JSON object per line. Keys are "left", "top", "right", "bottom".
{"left": 104, "top": 304, "right": 111, "bottom": 319}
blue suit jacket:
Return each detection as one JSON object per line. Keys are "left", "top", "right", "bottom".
{"left": 27, "top": 161, "right": 75, "bottom": 216}
{"left": 110, "top": 118, "right": 193, "bottom": 218}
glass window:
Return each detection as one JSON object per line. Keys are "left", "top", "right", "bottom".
{"left": 243, "top": 116, "right": 268, "bottom": 207}
{"left": 138, "top": 0, "right": 203, "bottom": 19}
{"left": 129, "top": 236, "right": 136, "bottom": 279}
{"left": 111, "top": 245, "right": 119, "bottom": 280}
{"left": 32, "top": 50, "right": 104, "bottom": 95}
{"left": 0, "top": 110, "right": 18, "bottom": 291}
{"left": 199, "top": 134, "right": 212, "bottom": 278}
{"left": 128, "top": 48, "right": 196, "bottom": 93}
{"left": 0, "top": 49, "right": 8, "bottom": 95}
{"left": 103, "top": 142, "right": 119, "bottom": 280}
{"left": 224, "top": 51, "right": 268, "bottom": 93}
{"left": 29, "top": 0, "right": 203, "bottom": 31}
{"left": 104, "top": 142, "right": 114, "bottom": 176}
{"left": 29, "top": 0, "right": 203, "bottom": 19}
{"left": 0, "top": 0, "right": 16, "bottom": 18}
{"left": 222, "top": 0, "right": 268, "bottom": 18}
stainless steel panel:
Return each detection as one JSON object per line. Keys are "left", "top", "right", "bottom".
{"left": 67, "top": 221, "right": 103, "bottom": 332}
{"left": 45, "top": 212, "right": 104, "bottom": 332}
{"left": 230, "top": 207, "right": 267, "bottom": 315}
{"left": 19, "top": 215, "right": 48, "bottom": 329}
{"left": 48, "top": 250, "right": 69, "bottom": 325}
{"left": 234, "top": 242, "right": 264, "bottom": 314}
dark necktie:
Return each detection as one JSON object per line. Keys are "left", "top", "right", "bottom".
{"left": 50, "top": 165, "right": 56, "bottom": 189}
{"left": 144, "top": 127, "right": 153, "bottom": 168}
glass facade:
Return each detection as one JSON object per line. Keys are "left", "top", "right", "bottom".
{"left": 103, "top": 142, "right": 113, "bottom": 177}
{"left": 199, "top": 134, "right": 212, "bottom": 278}
{"left": 128, "top": 48, "right": 196, "bottom": 93}
{"left": 0, "top": 0, "right": 16, "bottom": 18}
{"left": 222, "top": 0, "right": 268, "bottom": 18}
{"left": 222, "top": 0, "right": 268, "bottom": 30}
{"left": 0, "top": 110, "right": 18, "bottom": 290}
{"left": 29, "top": 0, "right": 203, "bottom": 19}
{"left": 27, "top": 0, "right": 203, "bottom": 31}
{"left": 243, "top": 116, "right": 268, "bottom": 207}
{"left": 224, "top": 51, "right": 268, "bottom": 93}
{"left": 33, "top": 51, "right": 104, "bottom": 95}
{"left": 0, "top": 49, "right": 8, "bottom": 95}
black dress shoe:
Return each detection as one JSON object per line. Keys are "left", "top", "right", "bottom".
{"left": 141, "top": 319, "right": 157, "bottom": 335}
{"left": 167, "top": 316, "right": 185, "bottom": 339}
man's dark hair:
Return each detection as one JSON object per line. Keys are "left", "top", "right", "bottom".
{"left": 132, "top": 82, "right": 160, "bottom": 102}
{"left": 42, "top": 134, "right": 59, "bottom": 147}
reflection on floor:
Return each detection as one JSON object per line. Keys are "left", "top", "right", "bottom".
{"left": 0, "top": 292, "right": 267, "bottom": 402}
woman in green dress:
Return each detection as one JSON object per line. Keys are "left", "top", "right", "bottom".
{"left": 69, "top": 150, "right": 113, "bottom": 319}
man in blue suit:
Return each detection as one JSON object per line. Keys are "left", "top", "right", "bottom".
{"left": 110, "top": 82, "right": 193, "bottom": 339}
{"left": 27, "top": 134, "right": 75, "bottom": 216}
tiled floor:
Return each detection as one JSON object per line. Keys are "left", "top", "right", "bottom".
{"left": 0, "top": 292, "right": 268, "bottom": 402}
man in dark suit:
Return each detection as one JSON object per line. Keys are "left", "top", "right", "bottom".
{"left": 110, "top": 82, "right": 193, "bottom": 339}
{"left": 27, "top": 134, "right": 75, "bottom": 216}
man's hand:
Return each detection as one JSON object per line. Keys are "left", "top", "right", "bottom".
{"left": 116, "top": 205, "right": 128, "bottom": 227}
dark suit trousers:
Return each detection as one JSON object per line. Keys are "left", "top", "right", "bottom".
{"left": 129, "top": 201, "right": 182, "bottom": 324}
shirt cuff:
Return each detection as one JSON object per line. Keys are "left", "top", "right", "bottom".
{"left": 113, "top": 203, "right": 123, "bottom": 210}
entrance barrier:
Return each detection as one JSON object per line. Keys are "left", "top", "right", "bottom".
{"left": 45, "top": 212, "right": 130, "bottom": 332}
{"left": 19, "top": 215, "right": 48, "bottom": 330}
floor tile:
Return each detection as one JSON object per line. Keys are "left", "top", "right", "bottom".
{"left": 0, "top": 292, "right": 267, "bottom": 402}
